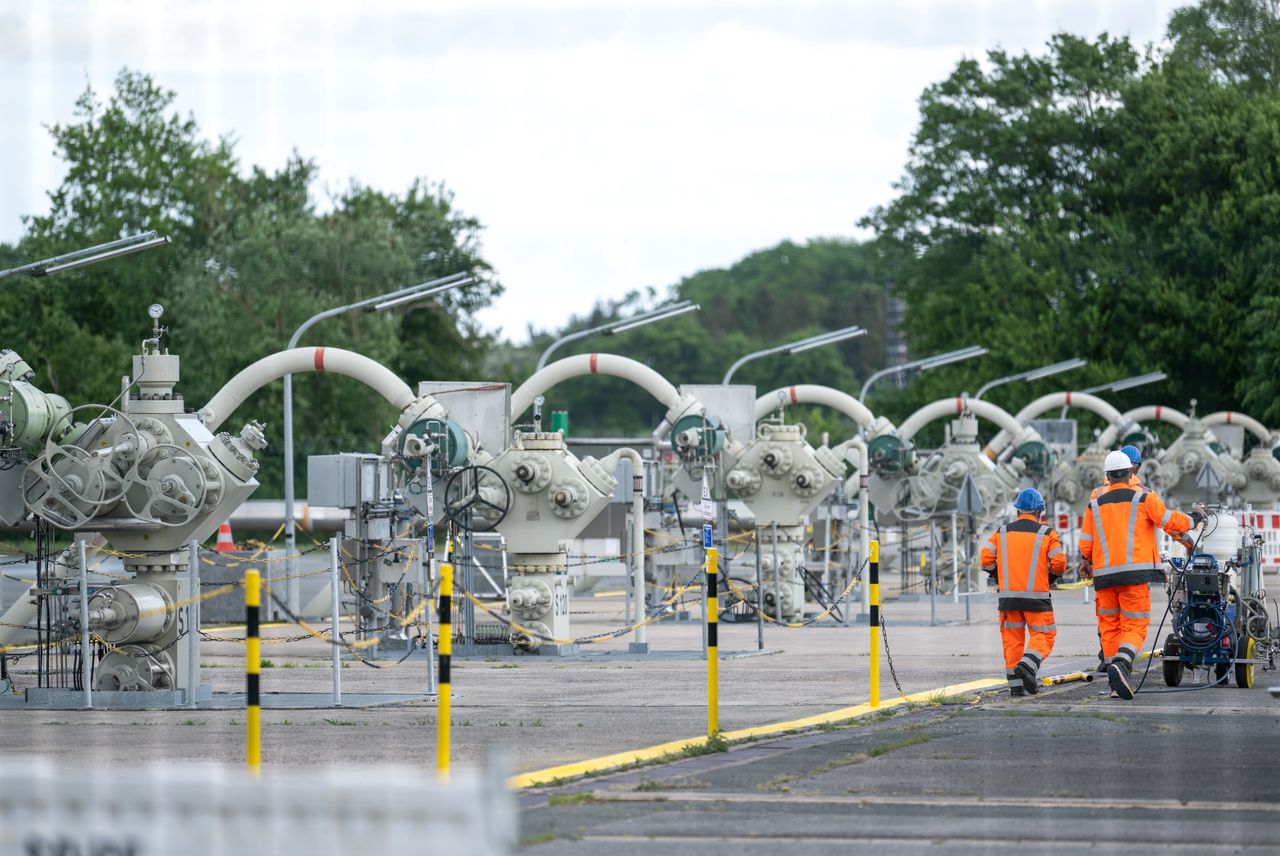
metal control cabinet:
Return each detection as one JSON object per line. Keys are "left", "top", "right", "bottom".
{"left": 307, "top": 453, "right": 392, "bottom": 509}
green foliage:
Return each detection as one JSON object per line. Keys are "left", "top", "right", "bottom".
{"left": 864, "top": 0, "right": 1280, "bottom": 431}
{"left": 1, "top": 69, "right": 499, "bottom": 494}
{"left": 510, "top": 239, "right": 887, "bottom": 439}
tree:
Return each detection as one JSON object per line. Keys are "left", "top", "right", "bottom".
{"left": 863, "top": 0, "right": 1280, "bottom": 435}
{"left": 1, "top": 69, "right": 500, "bottom": 494}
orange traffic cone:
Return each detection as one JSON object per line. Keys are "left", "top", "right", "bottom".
{"left": 215, "top": 521, "right": 237, "bottom": 553}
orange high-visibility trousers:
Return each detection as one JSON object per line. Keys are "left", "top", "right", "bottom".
{"left": 1094, "top": 585, "right": 1150, "bottom": 668}
{"left": 1000, "top": 609, "right": 1057, "bottom": 674}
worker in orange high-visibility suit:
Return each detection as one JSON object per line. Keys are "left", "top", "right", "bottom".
{"left": 1080, "top": 450, "right": 1202, "bottom": 700}
{"left": 980, "top": 488, "right": 1066, "bottom": 697}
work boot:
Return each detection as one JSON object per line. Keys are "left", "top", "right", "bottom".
{"left": 1095, "top": 651, "right": 1107, "bottom": 673}
{"left": 1107, "top": 661, "right": 1135, "bottom": 700}
{"left": 1014, "top": 662, "right": 1040, "bottom": 695}
{"left": 1010, "top": 686, "right": 1026, "bottom": 698}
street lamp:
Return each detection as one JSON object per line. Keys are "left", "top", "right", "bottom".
{"left": 973, "top": 357, "right": 1087, "bottom": 400}
{"left": 857, "top": 345, "right": 987, "bottom": 402}
{"left": 0, "top": 231, "right": 171, "bottom": 279}
{"left": 722, "top": 326, "right": 866, "bottom": 385}
{"left": 1080, "top": 371, "right": 1167, "bottom": 395}
{"left": 535, "top": 301, "right": 700, "bottom": 371}
{"left": 282, "top": 272, "right": 473, "bottom": 609}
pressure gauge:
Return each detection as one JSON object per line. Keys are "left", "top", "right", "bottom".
{"left": 533, "top": 395, "right": 546, "bottom": 408}
{"left": 148, "top": 303, "right": 164, "bottom": 320}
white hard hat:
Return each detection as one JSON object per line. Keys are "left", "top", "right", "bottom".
{"left": 1105, "top": 450, "right": 1134, "bottom": 473}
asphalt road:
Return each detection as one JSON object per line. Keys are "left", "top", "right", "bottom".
{"left": 519, "top": 675, "right": 1280, "bottom": 855}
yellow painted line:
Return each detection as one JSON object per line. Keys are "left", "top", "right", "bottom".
{"left": 592, "top": 590, "right": 626, "bottom": 598}
{"left": 509, "top": 676, "right": 1003, "bottom": 789}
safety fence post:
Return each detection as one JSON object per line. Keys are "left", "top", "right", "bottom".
{"left": 869, "top": 540, "right": 880, "bottom": 708}
{"left": 330, "top": 536, "right": 342, "bottom": 707}
{"left": 437, "top": 561, "right": 453, "bottom": 781}
{"left": 706, "top": 546, "right": 719, "bottom": 737}
{"left": 245, "top": 568, "right": 261, "bottom": 776}
{"left": 77, "top": 540, "right": 91, "bottom": 710}
{"left": 188, "top": 539, "right": 200, "bottom": 709}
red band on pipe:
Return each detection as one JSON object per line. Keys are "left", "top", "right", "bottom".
{"left": 789, "top": 385, "right": 798, "bottom": 404}
{"left": 956, "top": 398, "right": 963, "bottom": 414}
{"left": 589, "top": 353, "right": 598, "bottom": 374}
{"left": 1227, "top": 412, "right": 1234, "bottom": 424}
{"left": 1065, "top": 391, "right": 1072, "bottom": 406}
{"left": 314, "top": 347, "right": 326, "bottom": 371}
{"left": 1155, "top": 405, "right": 1162, "bottom": 420}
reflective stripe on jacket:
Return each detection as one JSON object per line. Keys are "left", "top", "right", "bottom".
{"left": 979, "top": 513, "right": 1066, "bottom": 612}
{"left": 1079, "top": 483, "right": 1192, "bottom": 589}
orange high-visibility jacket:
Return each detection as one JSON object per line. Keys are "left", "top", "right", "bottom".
{"left": 1088, "top": 473, "right": 1141, "bottom": 502}
{"left": 979, "top": 513, "right": 1067, "bottom": 612}
{"left": 1080, "top": 482, "right": 1193, "bottom": 589}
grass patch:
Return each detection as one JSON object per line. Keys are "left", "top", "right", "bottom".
{"left": 680, "top": 732, "right": 729, "bottom": 757}
{"left": 181, "top": 719, "right": 207, "bottom": 727}
{"left": 547, "top": 792, "right": 597, "bottom": 806}
{"left": 757, "top": 773, "right": 800, "bottom": 792}
{"left": 323, "top": 718, "right": 359, "bottom": 726}
{"left": 259, "top": 659, "right": 275, "bottom": 668}
{"left": 868, "top": 734, "right": 932, "bottom": 758}
{"left": 518, "top": 832, "right": 556, "bottom": 847}
{"left": 278, "top": 661, "right": 298, "bottom": 669}
{"left": 528, "top": 719, "right": 545, "bottom": 727}
{"left": 812, "top": 752, "right": 869, "bottom": 774}
{"left": 925, "top": 692, "right": 978, "bottom": 706}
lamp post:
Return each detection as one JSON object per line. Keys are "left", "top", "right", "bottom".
{"left": 1080, "top": 371, "right": 1167, "bottom": 395}
{"left": 281, "top": 272, "right": 472, "bottom": 610}
{"left": 535, "top": 301, "right": 700, "bottom": 371}
{"left": 973, "top": 357, "right": 1087, "bottom": 400}
{"left": 721, "top": 326, "right": 866, "bottom": 385}
{"left": 857, "top": 345, "right": 987, "bottom": 402}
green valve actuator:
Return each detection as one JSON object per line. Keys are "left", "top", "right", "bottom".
{"left": 550, "top": 410, "right": 569, "bottom": 437}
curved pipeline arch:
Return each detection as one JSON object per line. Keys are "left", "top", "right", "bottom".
{"left": 754, "top": 384, "right": 880, "bottom": 431}
{"left": 511, "top": 353, "right": 681, "bottom": 421}
{"left": 984, "top": 391, "right": 1127, "bottom": 457}
{"left": 897, "top": 397, "right": 1033, "bottom": 446}
{"left": 199, "top": 347, "right": 416, "bottom": 431}
{"left": 1095, "top": 405, "right": 1190, "bottom": 449}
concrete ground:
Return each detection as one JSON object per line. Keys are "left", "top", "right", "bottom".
{"left": 3, "top": 564, "right": 1277, "bottom": 853}
{"left": 519, "top": 679, "right": 1280, "bottom": 854}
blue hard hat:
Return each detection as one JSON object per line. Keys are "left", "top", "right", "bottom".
{"left": 1120, "top": 444, "right": 1142, "bottom": 465}
{"left": 1013, "top": 488, "right": 1045, "bottom": 512}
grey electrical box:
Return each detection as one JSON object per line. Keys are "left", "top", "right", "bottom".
{"left": 307, "top": 453, "right": 391, "bottom": 508}
{"left": 419, "top": 381, "right": 511, "bottom": 455}
{"left": 678, "top": 384, "right": 757, "bottom": 447}
{"left": 1028, "top": 418, "right": 1079, "bottom": 460}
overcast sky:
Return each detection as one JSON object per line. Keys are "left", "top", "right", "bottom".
{"left": 2, "top": 0, "right": 1181, "bottom": 341}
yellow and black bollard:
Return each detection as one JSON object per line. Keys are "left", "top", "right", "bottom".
{"left": 706, "top": 546, "right": 719, "bottom": 737}
{"left": 244, "top": 568, "right": 261, "bottom": 776}
{"left": 437, "top": 561, "right": 453, "bottom": 781}
{"left": 869, "top": 540, "right": 880, "bottom": 708}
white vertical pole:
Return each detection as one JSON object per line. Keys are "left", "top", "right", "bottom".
{"left": 188, "top": 540, "right": 201, "bottom": 708}
{"left": 952, "top": 513, "right": 960, "bottom": 604}
{"left": 330, "top": 535, "right": 342, "bottom": 706}
{"left": 78, "top": 540, "right": 92, "bottom": 710}
{"left": 419, "top": 536, "right": 435, "bottom": 695}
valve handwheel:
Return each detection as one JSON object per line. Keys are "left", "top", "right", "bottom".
{"left": 443, "top": 465, "right": 512, "bottom": 532}
{"left": 124, "top": 443, "right": 209, "bottom": 526}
